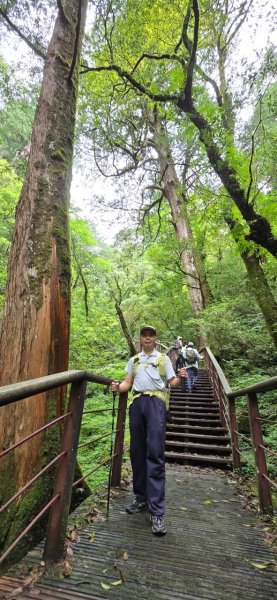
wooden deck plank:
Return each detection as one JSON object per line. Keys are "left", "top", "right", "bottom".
{"left": 0, "top": 466, "right": 276, "bottom": 600}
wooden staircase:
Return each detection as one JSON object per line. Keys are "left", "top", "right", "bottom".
{"left": 165, "top": 369, "right": 233, "bottom": 468}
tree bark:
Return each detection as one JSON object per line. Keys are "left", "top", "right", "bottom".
{"left": 226, "top": 218, "right": 277, "bottom": 349}
{"left": 0, "top": 0, "right": 88, "bottom": 560}
{"left": 115, "top": 302, "right": 137, "bottom": 356}
{"left": 149, "top": 109, "right": 211, "bottom": 325}
{"left": 177, "top": 0, "right": 277, "bottom": 259}
{"left": 216, "top": 30, "right": 277, "bottom": 350}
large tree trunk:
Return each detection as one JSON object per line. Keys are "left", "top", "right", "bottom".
{"left": 216, "top": 35, "right": 277, "bottom": 350}
{"left": 0, "top": 0, "right": 88, "bottom": 561}
{"left": 149, "top": 110, "right": 211, "bottom": 312}
{"left": 226, "top": 218, "right": 277, "bottom": 349}
{"left": 149, "top": 109, "right": 211, "bottom": 343}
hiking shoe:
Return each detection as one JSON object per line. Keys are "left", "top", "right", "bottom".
{"left": 126, "top": 498, "right": 148, "bottom": 514}
{"left": 151, "top": 515, "right": 167, "bottom": 536}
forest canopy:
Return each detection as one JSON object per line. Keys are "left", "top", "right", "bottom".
{"left": 0, "top": 0, "right": 276, "bottom": 376}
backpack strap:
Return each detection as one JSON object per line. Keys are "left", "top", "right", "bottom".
{"left": 132, "top": 353, "right": 166, "bottom": 379}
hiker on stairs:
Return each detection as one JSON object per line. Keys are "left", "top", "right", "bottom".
{"left": 111, "top": 325, "right": 187, "bottom": 537}
{"left": 185, "top": 342, "right": 203, "bottom": 392}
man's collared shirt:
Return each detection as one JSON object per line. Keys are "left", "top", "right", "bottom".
{"left": 125, "top": 349, "right": 175, "bottom": 392}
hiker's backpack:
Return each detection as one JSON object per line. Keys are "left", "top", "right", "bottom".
{"left": 131, "top": 353, "right": 170, "bottom": 407}
{"left": 132, "top": 353, "right": 166, "bottom": 378}
{"left": 185, "top": 348, "right": 196, "bottom": 364}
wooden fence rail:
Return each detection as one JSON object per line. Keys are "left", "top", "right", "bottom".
{"left": 0, "top": 371, "right": 127, "bottom": 565}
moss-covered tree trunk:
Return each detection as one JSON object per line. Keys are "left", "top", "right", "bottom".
{"left": 149, "top": 109, "right": 211, "bottom": 343}
{"left": 226, "top": 218, "right": 277, "bottom": 349}
{"left": 0, "top": 0, "right": 88, "bottom": 561}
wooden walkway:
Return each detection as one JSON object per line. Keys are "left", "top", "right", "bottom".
{"left": 0, "top": 466, "right": 276, "bottom": 600}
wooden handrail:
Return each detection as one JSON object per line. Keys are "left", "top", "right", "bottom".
{"left": 0, "top": 370, "right": 126, "bottom": 565}
{"left": 204, "top": 347, "right": 232, "bottom": 395}
{"left": 227, "top": 376, "right": 277, "bottom": 399}
{"left": 0, "top": 370, "right": 112, "bottom": 407}
{"left": 202, "top": 347, "right": 276, "bottom": 516}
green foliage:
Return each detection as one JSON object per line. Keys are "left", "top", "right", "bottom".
{"left": 0, "top": 159, "right": 21, "bottom": 304}
{"left": 0, "top": 55, "right": 37, "bottom": 174}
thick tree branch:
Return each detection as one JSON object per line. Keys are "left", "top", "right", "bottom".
{"left": 57, "top": 0, "right": 70, "bottom": 24}
{"left": 68, "top": 0, "right": 83, "bottom": 82}
{"left": 80, "top": 64, "right": 178, "bottom": 103}
{"left": 183, "top": 0, "right": 200, "bottom": 105}
{"left": 131, "top": 52, "right": 186, "bottom": 74}
{"left": 246, "top": 102, "right": 262, "bottom": 203}
{"left": 0, "top": 8, "right": 46, "bottom": 59}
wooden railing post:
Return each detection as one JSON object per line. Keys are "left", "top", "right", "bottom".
{"left": 111, "top": 391, "right": 128, "bottom": 487}
{"left": 228, "top": 397, "right": 240, "bottom": 469}
{"left": 247, "top": 391, "right": 273, "bottom": 515}
{"left": 217, "top": 374, "right": 227, "bottom": 427}
{"left": 43, "top": 379, "right": 87, "bottom": 561}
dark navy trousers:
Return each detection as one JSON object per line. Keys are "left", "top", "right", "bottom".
{"left": 187, "top": 366, "right": 198, "bottom": 391}
{"left": 129, "top": 394, "right": 166, "bottom": 516}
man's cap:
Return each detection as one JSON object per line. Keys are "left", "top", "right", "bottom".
{"left": 177, "top": 336, "right": 183, "bottom": 340}
{"left": 140, "top": 325, "right": 157, "bottom": 335}
{"left": 187, "top": 342, "right": 194, "bottom": 347}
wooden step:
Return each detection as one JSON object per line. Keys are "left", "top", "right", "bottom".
{"left": 170, "top": 405, "right": 219, "bottom": 411}
{"left": 165, "top": 451, "right": 233, "bottom": 466}
{"left": 171, "top": 392, "right": 214, "bottom": 398}
{"left": 171, "top": 411, "right": 220, "bottom": 418}
{"left": 165, "top": 440, "right": 232, "bottom": 453}
{"left": 166, "top": 431, "right": 231, "bottom": 443}
{"left": 167, "top": 369, "right": 231, "bottom": 469}
{"left": 172, "top": 417, "right": 223, "bottom": 426}
{"left": 171, "top": 403, "right": 219, "bottom": 408}
{"left": 167, "top": 423, "right": 228, "bottom": 434}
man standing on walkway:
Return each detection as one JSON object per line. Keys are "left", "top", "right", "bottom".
{"left": 111, "top": 325, "right": 187, "bottom": 536}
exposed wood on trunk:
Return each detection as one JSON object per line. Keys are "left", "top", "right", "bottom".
{"left": 0, "top": 0, "right": 88, "bottom": 558}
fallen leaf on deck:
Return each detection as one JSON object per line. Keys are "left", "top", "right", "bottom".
{"left": 8, "top": 588, "right": 23, "bottom": 597}
{"left": 250, "top": 562, "right": 271, "bottom": 569}
{"left": 204, "top": 499, "right": 214, "bottom": 505}
{"left": 101, "top": 581, "right": 111, "bottom": 589}
{"left": 123, "top": 552, "right": 129, "bottom": 560}
{"left": 89, "top": 532, "right": 95, "bottom": 542}
{"left": 111, "top": 580, "right": 123, "bottom": 586}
